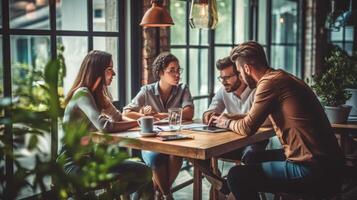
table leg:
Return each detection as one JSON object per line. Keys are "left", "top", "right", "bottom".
{"left": 193, "top": 160, "right": 202, "bottom": 200}
{"left": 211, "top": 157, "right": 220, "bottom": 200}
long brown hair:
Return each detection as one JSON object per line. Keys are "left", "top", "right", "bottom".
{"left": 65, "top": 50, "right": 112, "bottom": 110}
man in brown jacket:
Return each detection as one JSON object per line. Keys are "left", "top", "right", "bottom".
{"left": 212, "top": 41, "right": 344, "bottom": 199}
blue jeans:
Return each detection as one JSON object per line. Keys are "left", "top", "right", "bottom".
{"left": 220, "top": 139, "right": 269, "bottom": 164}
{"left": 142, "top": 150, "right": 170, "bottom": 170}
{"left": 227, "top": 149, "right": 343, "bottom": 200}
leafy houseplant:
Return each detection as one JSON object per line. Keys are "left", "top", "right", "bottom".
{"left": 312, "top": 47, "right": 352, "bottom": 123}
{"left": 344, "top": 53, "right": 357, "bottom": 116}
{"left": 0, "top": 47, "right": 151, "bottom": 199}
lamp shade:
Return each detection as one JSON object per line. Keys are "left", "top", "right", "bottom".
{"left": 140, "top": 0, "right": 174, "bottom": 27}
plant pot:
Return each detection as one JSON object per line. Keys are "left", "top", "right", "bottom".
{"left": 324, "top": 105, "right": 352, "bottom": 124}
{"left": 345, "top": 88, "right": 357, "bottom": 117}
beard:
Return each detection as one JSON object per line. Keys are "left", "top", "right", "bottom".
{"left": 224, "top": 79, "right": 240, "bottom": 93}
{"left": 242, "top": 71, "right": 256, "bottom": 89}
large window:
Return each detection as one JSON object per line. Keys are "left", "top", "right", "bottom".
{"left": 170, "top": 0, "right": 250, "bottom": 118}
{"left": 170, "top": 0, "right": 302, "bottom": 118}
{"left": 330, "top": 26, "right": 354, "bottom": 55}
{"left": 1, "top": 0, "right": 125, "bottom": 198}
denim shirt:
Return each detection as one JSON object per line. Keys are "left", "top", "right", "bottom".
{"left": 123, "top": 82, "right": 194, "bottom": 112}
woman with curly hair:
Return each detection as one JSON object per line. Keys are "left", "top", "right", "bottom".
{"left": 123, "top": 52, "right": 194, "bottom": 199}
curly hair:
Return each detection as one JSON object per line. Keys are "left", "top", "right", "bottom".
{"left": 152, "top": 52, "right": 179, "bottom": 81}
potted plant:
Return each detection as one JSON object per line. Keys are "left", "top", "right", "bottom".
{"left": 345, "top": 53, "right": 357, "bottom": 117}
{"left": 312, "top": 48, "right": 352, "bottom": 123}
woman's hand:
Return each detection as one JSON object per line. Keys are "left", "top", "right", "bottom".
{"left": 153, "top": 112, "right": 169, "bottom": 120}
{"left": 140, "top": 105, "right": 157, "bottom": 115}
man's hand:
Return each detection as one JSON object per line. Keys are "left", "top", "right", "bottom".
{"left": 204, "top": 112, "right": 220, "bottom": 125}
{"left": 214, "top": 113, "right": 231, "bottom": 129}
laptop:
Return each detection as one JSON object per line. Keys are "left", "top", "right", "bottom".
{"left": 190, "top": 126, "right": 228, "bottom": 133}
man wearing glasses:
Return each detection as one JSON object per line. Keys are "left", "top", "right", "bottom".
{"left": 202, "top": 56, "right": 268, "bottom": 165}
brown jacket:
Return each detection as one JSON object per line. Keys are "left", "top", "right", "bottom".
{"left": 229, "top": 69, "right": 343, "bottom": 163}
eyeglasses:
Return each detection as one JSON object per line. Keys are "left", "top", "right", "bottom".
{"left": 164, "top": 68, "right": 184, "bottom": 75}
{"left": 217, "top": 74, "right": 236, "bottom": 82}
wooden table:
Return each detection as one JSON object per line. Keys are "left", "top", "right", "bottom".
{"left": 92, "top": 126, "right": 275, "bottom": 200}
{"left": 332, "top": 121, "right": 357, "bottom": 154}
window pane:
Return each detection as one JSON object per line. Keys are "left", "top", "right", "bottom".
{"left": 234, "top": 0, "right": 250, "bottom": 44}
{"left": 214, "top": 47, "right": 232, "bottom": 92}
{"left": 0, "top": 0, "right": 2, "bottom": 28}
{"left": 170, "top": 0, "right": 186, "bottom": 45}
{"left": 11, "top": 35, "right": 51, "bottom": 97}
{"left": 0, "top": 36, "right": 2, "bottom": 98}
{"left": 345, "top": 43, "right": 353, "bottom": 56}
{"left": 345, "top": 26, "right": 354, "bottom": 41}
{"left": 57, "top": 0, "right": 88, "bottom": 31}
{"left": 189, "top": 48, "right": 208, "bottom": 96}
{"left": 193, "top": 98, "right": 208, "bottom": 120}
{"left": 10, "top": 0, "right": 50, "bottom": 29}
{"left": 258, "top": 0, "right": 267, "bottom": 44}
{"left": 271, "top": 0, "right": 297, "bottom": 44}
{"left": 215, "top": 0, "right": 232, "bottom": 44}
{"left": 330, "top": 29, "right": 343, "bottom": 41}
{"left": 93, "top": 37, "right": 118, "bottom": 100}
{"left": 58, "top": 37, "right": 88, "bottom": 95}
{"left": 93, "top": 0, "right": 118, "bottom": 32}
{"left": 190, "top": 28, "right": 208, "bottom": 45}
{"left": 171, "top": 48, "right": 187, "bottom": 84}
{"left": 270, "top": 45, "right": 297, "bottom": 75}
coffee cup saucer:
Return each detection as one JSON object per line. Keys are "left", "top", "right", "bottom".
{"left": 140, "top": 131, "right": 159, "bottom": 137}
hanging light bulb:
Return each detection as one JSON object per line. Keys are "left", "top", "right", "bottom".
{"left": 189, "top": 0, "right": 218, "bottom": 29}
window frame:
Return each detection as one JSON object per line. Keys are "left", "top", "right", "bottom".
{"left": 1, "top": 0, "right": 126, "bottom": 183}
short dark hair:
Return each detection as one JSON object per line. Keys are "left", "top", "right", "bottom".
{"left": 152, "top": 52, "right": 179, "bottom": 81}
{"left": 230, "top": 41, "right": 269, "bottom": 68}
{"left": 216, "top": 56, "right": 238, "bottom": 74}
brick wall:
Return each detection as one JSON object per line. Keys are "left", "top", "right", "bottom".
{"left": 141, "top": 0, "right": 170, "bottom": 85}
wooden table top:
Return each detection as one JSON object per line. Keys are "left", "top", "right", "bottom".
{"left": 331, "top": 121, "right": 357, "bottom": 130}
{"left": 92, "top": 127, "right": 275, "bottom": 160}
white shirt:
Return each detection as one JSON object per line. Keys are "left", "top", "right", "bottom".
{"left": 205, "top": 86, "right": 255, "bottom": 114}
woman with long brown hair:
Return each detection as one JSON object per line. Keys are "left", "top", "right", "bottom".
{"left": 59, "top": 50, "right": 152, "bottom": 198}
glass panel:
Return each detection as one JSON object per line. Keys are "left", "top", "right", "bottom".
{"left": 171, "top": 48, "right": 187, "bottom": 84}
{"left": 214, "top": 47, "right": 232, "bottom": 92}
{"left": 234, "top": 0, "right": 250, "bottom": 44}
{"left": 215, "top": 0, "right": 232, "bottom": 44}
{"left": 0, "top": 0, "right": 2, "bottom": 28}
{"left": 0, "top": 36, "right": 2, "bottom": 98}
{"left": 258, "top": 0, "right": 267, "bottom": 44}
{"left": 93, "top": 0, "right": 118, "bottom": 32}
{"left": 93, "top": 37, "right": 118, "bottom": 100}
{"left": 190, "top": 27, "right": 209, "bottom": 45}
{"left": 270, "top": 45, "right": 297, "bottom": 75}
{"left": 11, "top": 35, "right": 51, "bottom": 97}
{"left": 10, "top": 36, "right": 51, "bottom": 198}
{"left": 345, "top": 26, "right": 354, "bottom": 41}
{"left": 193, "top": 98, "right": 208, "bottom": 120}
{"left": 170, "top": 0, "right": 186, "bottom": 45}
{"left": 189, "top": 48, "right": 208, "bottom": 96}
{"left": 57, "top": 0, "right": 88, "bottom": 31}
{"left": 58, "top": 36, "right": 88, "bottom": 95}
{"left": 271, "top": 0, "right": 297, "bottom": 44}
{"left": 9, "top": 0, "right": 50, "bottom": 29}
{"left": 330, "top": 29, "right": 343, "bottom": 41}
{"left": 345, "top": 43, "right": 353, "bottom": 56}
